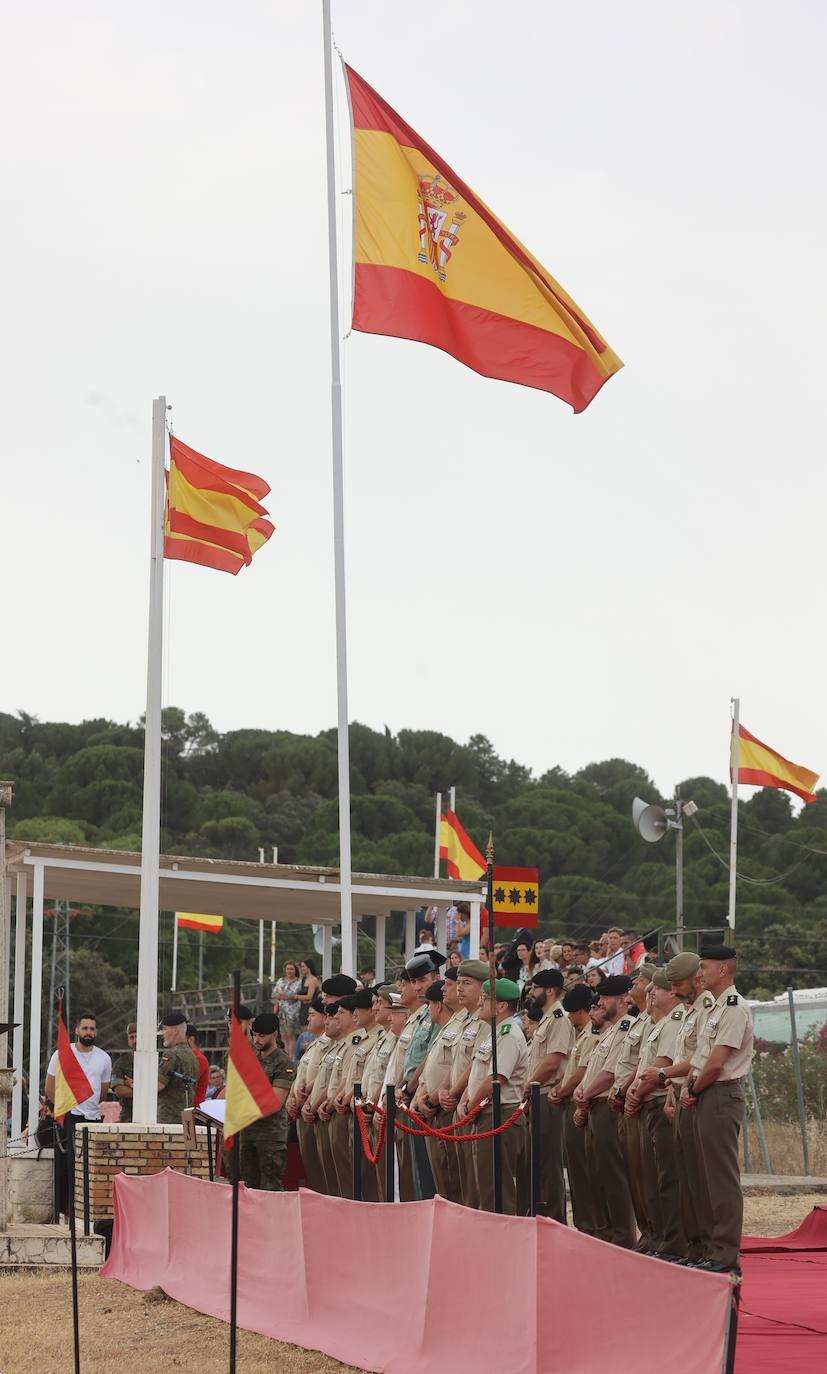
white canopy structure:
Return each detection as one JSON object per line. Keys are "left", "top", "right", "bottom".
{"left": 5, "top": 839, "right": 485, "bottom": 1137}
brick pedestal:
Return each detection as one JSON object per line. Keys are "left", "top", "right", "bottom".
{"left": 72, "top": 1122, "right": 213, "bottom": 1221}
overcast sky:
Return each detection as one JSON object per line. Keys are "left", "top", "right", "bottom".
{"left": 3, "top": 2, "right": 826, "bottom": 800}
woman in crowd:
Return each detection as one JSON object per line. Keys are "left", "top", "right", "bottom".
{"left": 514, "top": 937, "right": 540, "bottom": 986}
{"left": 272, "top": 959, "right": 304, "bottom": 1059}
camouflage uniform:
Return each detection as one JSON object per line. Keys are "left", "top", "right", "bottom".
{"left": 239, "top": 1046, "right": 296, "bottom": 1191}
{"left": 110, "top": 1051, "right": 133, "bottom": 1123}
{"left": 157, "top": 1044, "right": 199, "bottom": 1124}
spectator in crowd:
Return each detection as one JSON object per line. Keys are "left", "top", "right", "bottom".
{"left": 602, "top": 927, "right": 626, "bottom": 976}
{"left": 585, "top": 940, "right": 604, "bottom": 972}
{"left": 205, "top": 1065, "right": 225, "bottom": 1098}
{"left": 533, "top": 939, "right": 550, "bottom": 969}
{"left": 417, "top": 926, "right": 436, "bottom": 947}
{"left": 359, "top": 966, "right": 376, "bottom": 988}
{"left": 273, "top": 960, "right": 304, "bottom": 1059}
{"left": 572, "top": 944, "right": 590, "bottom": 968}
{"left": 623, "top": 931, "right": 647, "bottom": 974}
{"left": 44, "top": 1011, "right": 111, "bottom": 1219}
{"left": 514, "top": 938, "right": 540, "bottom": 986}
{"left": 448, "top": 949, "right": 463, "bottom": 969}
{"left": 559, "top": 941, "right": 575, "bottom": 968}
{"left": 564, "top": 967, "right": 586, "bottom": 991}
{"left": 293, "top": 959, "right": 321, "bottom": 1021}
{"left": 186, "top": 1024, "right": 210, "bottom": 1107}
{"left": 586, "top": 966, "right": 605, "bottom": 990}
{"left": 548, "top": 944, "right": 563, "bottom": 969}
{"left": 454, "top": 901, "right": 473, "bottom": 959}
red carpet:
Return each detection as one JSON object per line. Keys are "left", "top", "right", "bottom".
{"left": 738, "top": 1207, "right": 827, "bottom": 1373}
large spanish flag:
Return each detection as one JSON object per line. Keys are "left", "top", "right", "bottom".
{"left": 164, "top": 436, "right": 275, "bottom": 575}
{"left": 176, "top": 912, "right": 224, "bottom": 933}
{"left": 731, "top": 723, "right": 820, "bottom": 804}
{"left": 224, "top": 1009, "right": 284, "bottom": 1145}
{"left": 440, "top": 809, "right": 486, "bottom": 881}
{"left": 345, "top": 65, "right": 622, "bottom": 413}
{"left": 54, "top": 999, "right": 94, "bottom": 1124}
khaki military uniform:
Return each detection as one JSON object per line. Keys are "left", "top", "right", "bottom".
{"left": 348, "top": 1023, "right": 383, "bottom": 1200}
{"left": 327, "top": 1027, "right": 368, "bottom": 1198}
{"left": 613, "top": 1010, "right": 657, "bottom": 1250}
{"left": 157, "top": 1043, "right": 199, "bottom": 1124}
{"left": 672, "top": 991, "right": 715, "bottom": 1260}
{"left": 418, "top": 1013, "right": 463, "bottom": 1202}
{"left": 310, "top": 1034, "right": 343, "bottom": 1195}
{"left": 360, "top": 1027, "right": 396, "bottom": 1200}
{"left": 110, "top": 1051, "right": 133, "bottom": 1124}
{"left": 449, "top": 1010, "right": 486, "bottom": 1208}
{"left": 527, "top": 1000, "right": 575, "bottom": 1221}
{"left": 691, "top": 985, "right": 754, "bottom": 1268}
{"left": 582, "top": 1016, "right": 635, "bottom": 1247}
{"left": 239, "top": 1046, "right": 295, "bottom": 1191}
{"left": 390, "top": 1005, "right": 427, "bottom": 1201}
{"left": 467, "top": 1019, "right": 528, "bottom": 1215}
{"left": 293, "top": 1033, "right": 329, "bottom": 1193}
{"left": 562, "top": 1025, "right": 601, "bottom": 1235}
{"left": 635, "top": 1007, "right": 685, "bottom": 1254}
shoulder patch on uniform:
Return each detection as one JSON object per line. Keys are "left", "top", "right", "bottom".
{"left": 727, "top": 994, "right": 738, "bottom": 1006}
{"left": 553, "top": 1007, "right": 564, "bottom": 1019}
{"left": 672, "top": 1009, "right": 683, "bottom": 1020}
{"left": 499, "top": 1023, "right": 511, "bottom": 1035}
{"left": 619, "top": 1019, "right": 631, "bottom": 1030}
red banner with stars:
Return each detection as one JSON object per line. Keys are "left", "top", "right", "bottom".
{"left": 491, "top": 867, "right": 540, "bottom": 928}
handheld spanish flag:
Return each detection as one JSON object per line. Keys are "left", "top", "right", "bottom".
{"left": 491, "top": 867, "right": 540, "bottom": 929}
{"left": 164, "top": 436, "right": 275, "bottom": 575}
{"left": 176, "top": 912, "right": 224, "bottom": 933}
{"left": 54, "top": 999, "right": 94, "bottom": 1124}
{"left": 731, "top": 723, "right": 819, "bottom": 805}
{"left": 440, "top": 809, "right": 486, "bottom": 881}
{"left": 345, "top": 65, "right": 622, "bottom": 413}
{"left": 223, "top": 1008, "right": 284, "bottom": 1146}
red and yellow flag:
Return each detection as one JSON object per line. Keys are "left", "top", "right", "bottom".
{"left": 731, "top": 723, "right": 819, "bottom": 804}
{"left": 344, "top": 66, "right": 622, "bottom": 413}
{"left": 164, "top": 436, "right": 275, "bottom": 575}
{"left": 491, "top": 866, "right": 540, "bottom": 929}
{"left": 54, "top": 1000, "right": 94, "bottom": 1124}
{"left": 176, "top": 912, "right": 224, "bottom": 933}
{"left": 223, "top": 1009, "right": 284, "bottom": 1146}
{"left": 439, "top": 809, "right": 486, "bottom": 881}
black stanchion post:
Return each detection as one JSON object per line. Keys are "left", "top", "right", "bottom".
{"left": 206, "top": 1118, "right": 214, "bottom": 1182}
{"left": 530, "top": 1082, "right": 541, "bottom": 1217}
{"left": 52, "top": 1119, "right": 61, "bottom": 1224}
{"left": 723, "top": 1283, "right": 740, "bottom": 1374}
{"left": 82, "top": 1126, "right": 90, "bottom": 1236}
{"left": 485, "top": 834, "right": 502, "bottom": 1214}
{"left": 67, "top": 1121, "right": 81, "bottom": 1374}
{"left": 385, "top": 1086, "right": 396, "bottom": 1202}
{"left": 352, "top": 1081, "right": 363, "bottom": 1201}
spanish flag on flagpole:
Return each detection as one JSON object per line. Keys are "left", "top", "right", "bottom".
{"left": 224, "top": 1009, "right": 284, "bottom": 1146}
{"left": 54, "top": 999, "right": 94, "bottom": 1124}
{"left": 164, "top": 436, "right": 275, "bottom": 575}
{"left": 439, "top": 809, "right": 486, "bottom": 881}
{"left": 176, "top": 912, "right": 225, "bottom": 933}
{"left": 344, "top": 65, "right": 622, "bottom": 413}
{"left": 731, "top": 723, "right": 819, "bottom": 804}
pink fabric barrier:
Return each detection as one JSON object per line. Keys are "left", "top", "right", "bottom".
{"left": 102, "top": 1171, "right": 732, "bottom": 1374}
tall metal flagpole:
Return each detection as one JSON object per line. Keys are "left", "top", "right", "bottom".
{"left": 433, "top": 792, "right": 442, "bottom": 878}
{"left": 727, "top": 697, "right": 740, "bottom": 931}
{"left": 133, "top": 395, "right": 167, "bottom": 1122}
{"left": 322, "top": 0, "right": 354, "bottom": 974}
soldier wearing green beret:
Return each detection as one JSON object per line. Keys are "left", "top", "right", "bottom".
{"left": 157, "top": 1012, "right": 199, "bottom": 1125}
{"left": 461, "top": 978, "right": 528, "bottom": 1215}
{"left": 239, "top": 1013, "right": 295, "bottom": 1191}
{"left": 110, "top": 1023, "right": 136, "bottom": 1123}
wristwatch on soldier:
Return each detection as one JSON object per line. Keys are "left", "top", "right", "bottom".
{"left": 687, "top": 1078, "right": 699, "bottom": 1098}
{"left": 657, "top": 1068, "right": 668, "bottom": 1087}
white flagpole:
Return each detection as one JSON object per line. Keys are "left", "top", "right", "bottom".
{"left": 322, "top": 0, "right": 354, "bottom": 974}
{"left": 433, "top": 791, "right": 442, "bottom": 878}
{"left": 727, "top": 697, "right": 740, "bottom": 932}
{"left": 133, "top": 395, "right": 167, "bottom": 1122}
{"left": 171, "top": 914, "right": 179, "bottom": 993}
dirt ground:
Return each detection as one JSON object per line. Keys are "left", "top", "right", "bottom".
{"left": 1, "top": 1194, "right": 823, "bottom": 1374}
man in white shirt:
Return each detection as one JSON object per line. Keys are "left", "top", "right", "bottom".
{"left": 601, "top": 928, "right": 626, "bottom": 977}
{"left": 45, "top": 1010, "right": 111, "bottom": 1219}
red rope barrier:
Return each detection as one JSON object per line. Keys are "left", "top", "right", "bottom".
{"left": 394, "top": 1101, "right": 527, "bottom": 1144}
{"left": 354, "top": 1102, "right": 387, "bottom": 1165}
{"left": 402, "top": 1100, "right": 487, "bottom": 1133}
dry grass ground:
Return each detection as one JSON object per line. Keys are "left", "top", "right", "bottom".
{"left": 744, "top": 1119, "right": 827, "bottom": 1176}
{"left": 1, "top": 1194, "right": 824, "bottom": 1374}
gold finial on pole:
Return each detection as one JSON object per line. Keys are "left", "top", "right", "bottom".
{"left": 486, "top": 831, "right": 494, "bottom": 865}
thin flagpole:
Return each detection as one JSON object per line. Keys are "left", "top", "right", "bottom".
{"left": 728, "top": 697, "right": 740, "bottom": 932}
{"left": 133, "top": 395, "right": 166, "bottom": 1123}
{"left": 171, "top": 914, "right": 179, "bottom": 993}
{"left": 321, "top": 0, "right": 354, "bottom": 974}
{"left": 433, "top": 792, "right": 442, "bottom": 878}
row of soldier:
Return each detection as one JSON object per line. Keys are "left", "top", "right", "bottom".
{"left": 272, "top": 941, "right": 753, "bottom": 1274}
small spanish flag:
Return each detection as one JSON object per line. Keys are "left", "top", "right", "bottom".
{"left": 224, "top": 1009, "right": 284, "bottom": 1146}
{"left": 440, "top": 810, "right": 485, "bottom": 882}
{"left": 491, "top": 867, "right": 540, "bottom": 929}
{"left": 345, "top": 65, "right": 622, "bottom": 413}
{"left": 54, "top": 999, "right": 94, "bottom": 1124}
{"left": 164, "top": 436, "right": 275, "bottom": 576}
{"left": 176, "top": 913, "right": 224, "bottom": 932}
{"left": 731, "top": 724, "right": 819, "bottom": 805}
